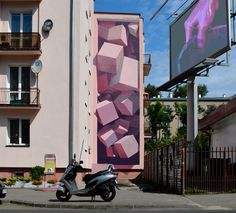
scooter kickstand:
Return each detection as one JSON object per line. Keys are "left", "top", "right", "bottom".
{"left": 91, "top": 195, "right": 95, "bottom": 202}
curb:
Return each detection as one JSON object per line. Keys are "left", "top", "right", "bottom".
{"left": 2, "top": 199, "right": 200, "bottom": 210}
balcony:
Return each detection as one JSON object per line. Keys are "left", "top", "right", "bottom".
{"left": 143, "top": 54, "right": 152, "bottom": 76}
{"left": 0, "top": 33, "right": 41, "bottom": 56}
{"left": 0, "top": 88, "right": 40, "bottom": 109}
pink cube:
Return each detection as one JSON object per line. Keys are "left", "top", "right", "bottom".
{"left": 114, "top": 92, "right": 139, "bottom": 116}
{"left": 128, "top": 23, "right": 139, "bottom": 37}
{"left": 97, "top": 42, "right": 124, "bottom": 74}
{"left": 114, "top": 119, "right": 130, "bottom": 136}
{"left": 98, "top": 126, "right": 118, "bottom": 147}
{"left": 97, "top": 73, "right": 109, "bottom": 93}
{"left": 96, "top": 100, "right": 119, "bottom": 125}
{"left": 114, "top": 135, "right": 139, "bottom": 158}
{"left": 110, "top": 56, "right": 139, "bottom": 91}
{"left": 98, "top": 26, "right": 109, "bottom": 40}
{"left": 107, "top": 25, "right": 128, "bottom": 46}
{"left": 127, "top": 115, "right": 139, "bottom": 129}
{"left": 106, "top": 146, "right": 116, "bottom": 157}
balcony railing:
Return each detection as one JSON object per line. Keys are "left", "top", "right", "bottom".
{"left": 0, "top": 33, "right": 40, "bottom": 51}
{"left": 0, "top": 88, "right": 40, "bottom": 106}
{"left": 144, "top": 53, "right": 152, "bottom": 76}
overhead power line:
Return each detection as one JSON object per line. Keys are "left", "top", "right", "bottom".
{"left": 150, "top": 0, "right": 169, "bottom": 21}
{"left": 167, "top": 0, "right": 190, "bottom": 20}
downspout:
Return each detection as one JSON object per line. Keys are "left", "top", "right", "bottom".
{"left": 69, "top": 0, "right": 75, "bottom": 162}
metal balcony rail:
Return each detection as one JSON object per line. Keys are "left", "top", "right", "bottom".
{"left": 0, "top": 33, "right": 40, "bottom": 50}
{"left": 144, "top": 54, "right": 151, "bottom": 64}
{"left": 0, "top": 88, "right": 40, "bottom": 105}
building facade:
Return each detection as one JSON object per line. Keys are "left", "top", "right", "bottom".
{"left": 0, "top": 0, "right": 94, "bottom": 178}
{"left": 199, "top": 96, "right": 236, "bottom": 151}
{"left": 0, "top": 0, "right": 149, "bottom": 179}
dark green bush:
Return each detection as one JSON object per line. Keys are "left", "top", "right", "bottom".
{"left": 30, "top": 166, "right": 44, "bottom": 181}
{"left": 0, "top": 178, "right": 7, "bottom": 182}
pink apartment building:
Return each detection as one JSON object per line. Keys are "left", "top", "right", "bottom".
{"left": 0, "top": 0, "right": 151, "bottom": 180}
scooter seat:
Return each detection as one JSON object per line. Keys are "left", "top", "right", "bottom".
{"left": 83, "top": 169, "right": 107, "bottom": 184}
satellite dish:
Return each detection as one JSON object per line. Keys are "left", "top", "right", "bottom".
{"left": 31, "top": 59, "right": 42, "bottom": 74}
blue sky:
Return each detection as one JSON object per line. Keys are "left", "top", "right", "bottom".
{"left": 94, "top": 0, "right": 236, "bottom": 97}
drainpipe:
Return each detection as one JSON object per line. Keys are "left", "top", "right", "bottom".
{"left": 68, "top": 0, "right": 75, "bottom": 163}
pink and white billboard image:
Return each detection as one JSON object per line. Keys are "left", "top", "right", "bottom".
{"left": 96, "top": 20, "right": 140, "bottom": 166}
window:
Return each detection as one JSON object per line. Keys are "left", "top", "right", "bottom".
{"left": 9, "top": 66, "right": 30, "bottom": 104}
{"left": 11, "top": 13, "right": 32, "bottom": 48}
{"left": 8, "top": 119, "right": 30, "bottom": 146}
{"left": 11, "top": 13, "right": 32, "bottom": 33}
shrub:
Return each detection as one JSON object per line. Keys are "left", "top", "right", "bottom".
{"left": 5, "top": 178, "right": 17, "bottom": 186}
{"left": 47, "top": 179, "right": 56, "bottom": 184}
{"left": 0, "top": 178, "right": 7, "bottom": 182}
{"left": 32, "top": 180, "right": 42, "bottom": 185}
{"left": 23, "top": 177, "right": 31, "bottom": 183}
{"left": 30, "top": 166, "right": 45, "bottom": 181}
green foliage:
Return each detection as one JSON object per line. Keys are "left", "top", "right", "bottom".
{"left": 30, "top": 166, "right": 45, "bottom": 181}
{"left": 5, "top": 178, "right": 17, "bottom": 186}
{"left": 144, "top": 83, "right": 160, "bottom": 99}
{"left": 18, "top": 177, "right": 31, "bottom": 183}
{"left": 146, "top": 100, "right": 174, "bottom": 141}
{"left": 145, "top": 139, "right": 158, "bottom": 152}
{"left": 197, "top": 131, "right": 210, "bottom": 149}
{"left": 0, "top": 178, "right": 7, "bottom": 182}
{"left": 174, "top": 102, "right": 187, "bottom": 127}
{"left": 198, "top": 84, "right": 208, "bottom": 97}
{"left": 173, "top": 84, "right": 208, "bottom": 98}
{"left": 173, "top": 85, "right": 187, "bottom": 98}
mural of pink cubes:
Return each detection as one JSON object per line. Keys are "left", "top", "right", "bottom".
{"left": 96, "top": 20, "right": 140, "bottom": 165}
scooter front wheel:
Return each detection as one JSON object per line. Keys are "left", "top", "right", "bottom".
{"left": 56, "top": 189, "right": 72, "bottom": 202}
{"left": 100, "top": 185, "right": 116, "bottom": 202}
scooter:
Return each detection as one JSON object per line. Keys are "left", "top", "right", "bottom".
{"left": 56, "top": 155, "right": 119, "bottom": 202}
{"left": 0, "top": 183, "right": 7, "bottom": 198}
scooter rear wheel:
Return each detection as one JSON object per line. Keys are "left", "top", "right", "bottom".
{"left": 56, "top": 189, "right": 72, "bottom": 202}
{"left": 100, "top": 185, "right": 116, "bottom": 202}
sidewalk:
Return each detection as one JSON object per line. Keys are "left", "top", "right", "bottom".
{"left": 2, "top": 187, "right": 236, "bottom": 210}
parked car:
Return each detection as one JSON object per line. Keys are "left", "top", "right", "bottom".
{"left": 0, "top": 183, "right": 7, "bottom": 198}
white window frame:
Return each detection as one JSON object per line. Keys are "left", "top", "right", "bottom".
{"left": 10, "top": 12, "right": 32, "bottom": 33}
{"left": 7, "top": 65, "right": 31, "bottom": 103}
{"left": 7, "top": 118, "right": 30, "bottom": 146}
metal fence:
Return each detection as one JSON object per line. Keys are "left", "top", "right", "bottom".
{"left": 186, "top": 146, "right": 236, "bottom": 193}
{"left": 144, "top": 142, "right": 236, "bottom": 194}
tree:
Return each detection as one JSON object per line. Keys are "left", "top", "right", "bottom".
{"left": 146, "top": 100, "right": 174, "bottom": 141}
{"left": 173, "top": 102, "right": 206, "bottom": 141}
{"left": 144, "top": 83, "right": 160, "bottom": 99}
{"left": 173, "top": 84, "right": 208, "bottom": 98}
{"left": 198, "top": 84, "right": 208, "bottom": 97}
{"left": 173, "top": 85, "right": 187, "bottom": 98}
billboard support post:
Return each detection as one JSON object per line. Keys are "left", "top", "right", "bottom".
{"left": 187, "top": 76, "right": 198, "bottom": 144}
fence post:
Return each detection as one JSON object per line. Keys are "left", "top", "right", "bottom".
{"left": 181, "top": 141, "right": 185, "bottom": 195}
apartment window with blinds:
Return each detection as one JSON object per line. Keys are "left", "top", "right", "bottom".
{"left": 8, "top": 119, "right": 30, "bottom": 146}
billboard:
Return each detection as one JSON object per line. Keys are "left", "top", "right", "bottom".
{"left": 170, "top": 0, "right": 230, "bottom": 80}
{"left": 95, "top": 18, "right": 141, "bottom": 167}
